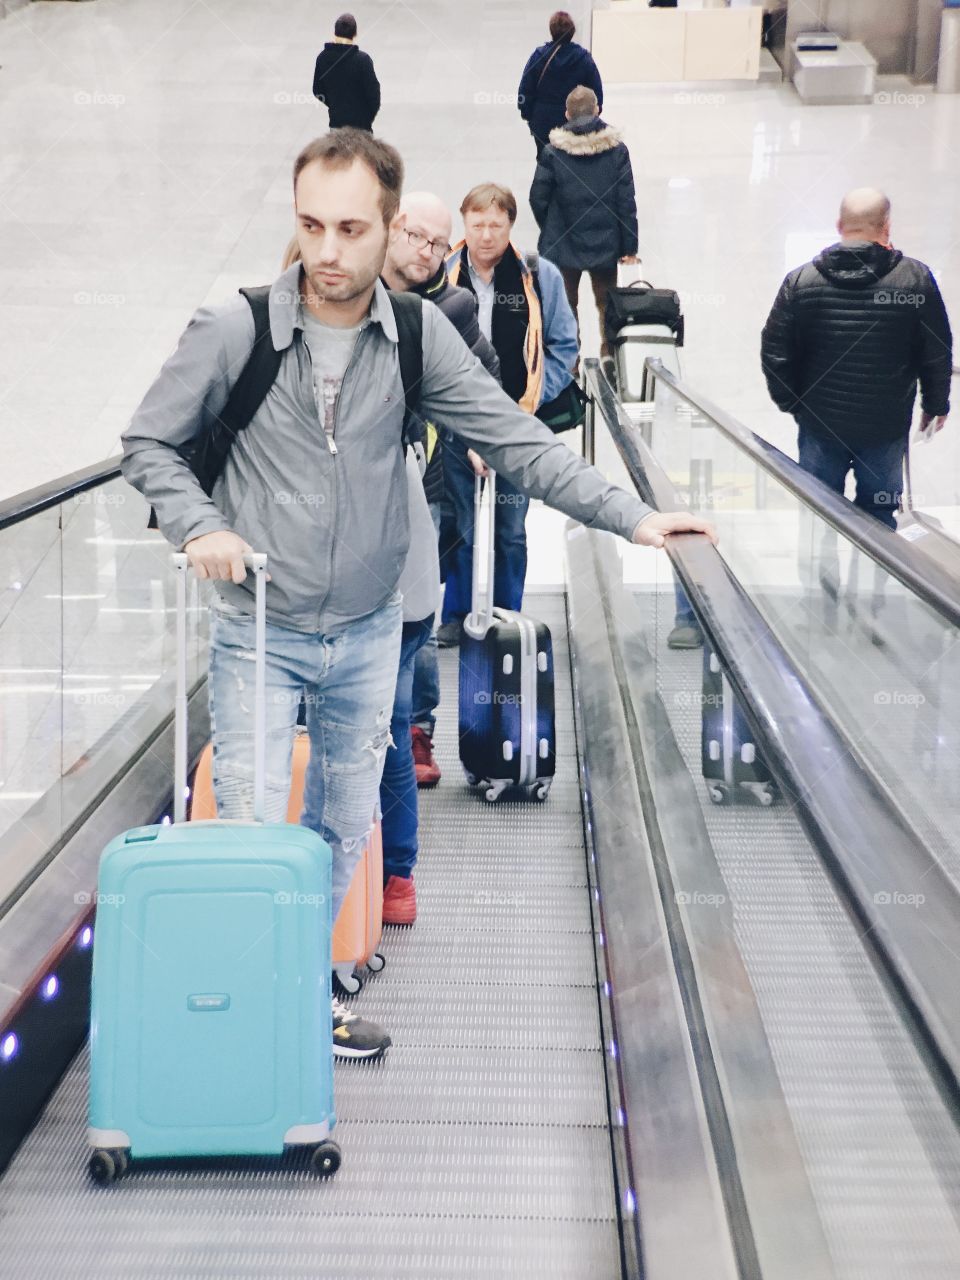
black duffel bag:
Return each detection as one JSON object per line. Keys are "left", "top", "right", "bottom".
{"left": 605, "top": 279, "right": 684, "bottom": 346}
{"left": 535, "top": 378, "right": 587, "bottom": 434}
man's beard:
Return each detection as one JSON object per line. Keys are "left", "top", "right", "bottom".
{"left": 304, "top": 267, "right": 372, "bottom": 304}
{"left": 303, "top": 246, "right": 387, "bottom": 305}
{"left": 396, "top": 258, "right": 433, "bottom": 288}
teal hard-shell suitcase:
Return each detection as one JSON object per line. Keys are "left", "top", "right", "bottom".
{"left": 87, "top": 554, "right": 339, "bottom": 1183}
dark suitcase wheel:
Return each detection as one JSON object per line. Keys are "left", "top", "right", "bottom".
{"left": 708, "top": 784, "right": 729, "bottom": 805}
{"left": 333, "top": 969, "right": 363, "bottom": 997}
{"left": 310, "top": 1140, "right": 342, "bottom": 1177}
{"left": 366, "top": 952, "right": 385, "bottom": 974}
{"left": 758, "top": 784, "right": 776, "bottom": 807}
{"left": 88, "top": 1150, "right": 118, "bottom": 1185}
{"left": 464, "top": 771, "right": 479, "bottom": 787}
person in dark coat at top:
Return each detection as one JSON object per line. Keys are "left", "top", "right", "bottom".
{"left": 312, "top": 13, "right": 381, "bottom": 132}
{"left": 761, "top": 187, "right": 952, "bottom": 530}
{"left": 518, "top": 10, "right": 603, "bottom": 159}
{"left": 530, "top": 86, "right": 638, "bottom": 369}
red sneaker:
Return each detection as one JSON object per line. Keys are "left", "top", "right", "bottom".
{"left": 411, "top": 726, "right": 441, "bottom": 788}
{"left": 383, "top": 874, "right": 417, "bottom": 925}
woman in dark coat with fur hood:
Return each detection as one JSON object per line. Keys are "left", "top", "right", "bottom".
{"left": 530, "top": 86, "right": 639, "bottom": 360}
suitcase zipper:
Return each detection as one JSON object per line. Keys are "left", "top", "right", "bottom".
{"left": 510, "top": 611, "right": 539, "bottom": 787}
{"left": 721, "top": 670, "right": 735, "bottom": 786}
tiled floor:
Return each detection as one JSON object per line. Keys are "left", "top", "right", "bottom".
{"left": 2, "top": 0, "right": 958, "bottom": 517}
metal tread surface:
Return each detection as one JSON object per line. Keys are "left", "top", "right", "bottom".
{"left": 643, "top": 586, "right": 960, "bottom": 1280}
{"left": 0, "top": 591, "right": 621, "bottom": 1279}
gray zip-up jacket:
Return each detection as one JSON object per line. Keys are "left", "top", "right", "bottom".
{"left": 121, "top": 264, "right": 652, "bottom": 633}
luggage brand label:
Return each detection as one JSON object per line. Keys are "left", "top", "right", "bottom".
{"left": 187, "top": 994, "right": 231, "bottom": 1012}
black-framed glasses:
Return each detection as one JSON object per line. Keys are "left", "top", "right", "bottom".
{"left": 405, "top": 230, "right": 451, "bottom": 257}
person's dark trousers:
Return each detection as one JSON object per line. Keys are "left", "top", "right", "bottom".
{"left": 380, "top": 614, "right": 435, "bottom": 881}
{"left": 412, "top": 503, "right": 442, "bottom": 737}
{"left": 440, "top": 434, "right": 530, "bottom": 624}
{"left": 797, "top": 422, "right": 906, "bottom": 530}
{"left": 674, "top": 581, "right": 698, "bottom": 627}
{"left": 559, "top": 265, "right": 618, "bottom": 358}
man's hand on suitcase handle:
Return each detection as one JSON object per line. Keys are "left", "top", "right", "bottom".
{"left": 632, "top": 511, "right": 718, "bottom": 549}
{"left": 467, "top": 448, "right": 489, "bottom": 478}
{"left": 184, "top": 530, "right": 261, "bottom": 584}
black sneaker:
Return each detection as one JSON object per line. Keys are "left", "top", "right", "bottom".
{"left": 667, "top": 622, "right": 704, "bottom": 650}
{"left": 436, "top": 621, "right": 461, "bottom": 648}
{"left": 332, "top": 996, "right": 392, "bottom": 1061}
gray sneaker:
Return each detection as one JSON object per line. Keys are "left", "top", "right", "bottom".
{"left": 667, "top": 622, "right": 704, "bottom": 650}
{"left": 332, "top": 996, "right": 392, "bottom": 1061}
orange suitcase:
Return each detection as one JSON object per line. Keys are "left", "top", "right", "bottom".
{"left": 190, "top": 729, "right": 385, "bottom": 993}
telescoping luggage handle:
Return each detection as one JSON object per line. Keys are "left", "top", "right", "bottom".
{"left": 171, "top": 551, "right": 268, "bottom": 824}
{"left": 465, "top": 470, "right": 496, "bottom": 639}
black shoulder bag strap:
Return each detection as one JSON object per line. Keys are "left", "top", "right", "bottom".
{"left": 524, "top": 250, "right": 542, "bottom": 304}
{"left": 146, "top": 284, "right": 282, "bottom": 528}
{"left": 388, "top": 290, "right": 425, "bottom": 447}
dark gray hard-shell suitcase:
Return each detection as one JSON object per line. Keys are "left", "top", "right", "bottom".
{"left": 458, "top": 474, "right": 556, "bottom": 802}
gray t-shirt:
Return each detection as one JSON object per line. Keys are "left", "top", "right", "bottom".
{"left": 299, "top": 306, "right": 365, "bottom": 450}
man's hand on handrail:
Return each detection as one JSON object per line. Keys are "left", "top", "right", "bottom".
{"left": 632, "top": 511, "right": 718, "bottom": 550}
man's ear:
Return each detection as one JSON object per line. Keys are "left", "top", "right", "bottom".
{"left": 388, "top": 210, "right": 406, "bottom": 242}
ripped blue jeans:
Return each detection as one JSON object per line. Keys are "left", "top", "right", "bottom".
{"left": 207, "top": 594, "right": 403, "bottom": 920}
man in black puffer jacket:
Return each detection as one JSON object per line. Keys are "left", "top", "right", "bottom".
{"left": 381, "top": 191, "right": 500, "bottom": 799}
{"left": 762, "top": 188, "right": 952, "bottom": 528}
{"left": 530, "top": 85, "right": 638, "bottom": 367}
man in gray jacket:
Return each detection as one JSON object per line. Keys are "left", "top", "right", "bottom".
{"left": 122, "top": 129, "right": 715, "bottom": 1060}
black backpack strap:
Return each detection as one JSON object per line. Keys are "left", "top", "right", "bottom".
{"left": 146, "top": 285, "right": 282, "bottom": 530}
{"left": 388, "top": 290, "right": 424, "bottom": 446}
{"left": 221, "top": 286, "right": 284, "bottom": 451}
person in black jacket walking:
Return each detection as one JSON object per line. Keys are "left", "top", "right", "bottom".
{"left": 762, "top": 188, "right": 952, "bottom": 529}
{"left": 530, "top": 86, "right": 638, "bottom": 365}
{"left": 518, "top": 10, "right": 603, "bottom": 159}
{"left": 381, "top": 191, "right": 501, "bottom": 807}
{"left": 312, "top": 13, "right": 381, "bottom": 132}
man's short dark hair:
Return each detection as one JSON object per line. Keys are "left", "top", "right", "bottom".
{"left": 334, "top": 12, "right": 357, "bottom": 39}
{"left": 294, "top": 130, "right": 404, "bottom": 225}
{"left": 549, "top": 10, "right": 576, "bottom": 42}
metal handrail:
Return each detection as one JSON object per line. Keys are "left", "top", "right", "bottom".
{"left": 641, "top": 358, "right": 960, "bottom": 631}
{"left": 583, "top": 355, "right": 960, "bottom": 1111}
{"left": 0, "top": 456, "right": 123, "bottom": 532}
